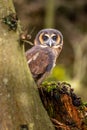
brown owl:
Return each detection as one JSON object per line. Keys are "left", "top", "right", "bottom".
{"left": 26, "top": 29, "right": 63, "bottom": 86}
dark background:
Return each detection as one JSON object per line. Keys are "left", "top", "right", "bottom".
{"left": 14, "top": 0, "right": 87, "bottom": 101}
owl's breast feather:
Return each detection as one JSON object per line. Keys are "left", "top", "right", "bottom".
{"left": 26, "top": 45, "right": 58, "bottom": 82}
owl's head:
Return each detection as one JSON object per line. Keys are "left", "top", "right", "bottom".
{"left": 34, "top": 28, "right": 63, "bottom": 49}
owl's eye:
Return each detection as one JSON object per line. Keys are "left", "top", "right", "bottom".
{"left": 42, "top": 35, "right": 49, "bottom": 41}
{"left": 52, "top": 35, "right": 57, "bottom": 41}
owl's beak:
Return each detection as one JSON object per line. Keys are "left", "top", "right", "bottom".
{"left": 47, "top": 39, "right": 53, "bottom": 47}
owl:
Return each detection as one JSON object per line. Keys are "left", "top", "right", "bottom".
{"left": 26, "top": 29, "right": 63, "bottom": 86}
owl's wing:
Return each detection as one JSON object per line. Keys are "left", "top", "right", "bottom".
{"left": 26, "top": 46, "right": 54, "bottom": 83}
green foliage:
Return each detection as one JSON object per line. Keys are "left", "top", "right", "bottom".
{"left": 47, "top": 65, "right": 69, "bottom": 81}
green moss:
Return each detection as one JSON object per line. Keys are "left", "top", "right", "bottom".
{"left": 42, "top": 81, "right": 57, "bottom": 92}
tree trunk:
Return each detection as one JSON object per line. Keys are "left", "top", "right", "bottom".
{"left": 0, "top": 0, "right": 55, "bottom": 130}
{"left": 44, "top": 0, "right": 56, "bottom": 28}
{"left": 39, "top": 82, "right": 87, "bottom": 130}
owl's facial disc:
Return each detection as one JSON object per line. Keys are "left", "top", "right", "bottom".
{"left": 41, "top": 33, "right": 62, "bottom": 47}
{"left": 34, "top": 29, "right": 63, "bottom": 48}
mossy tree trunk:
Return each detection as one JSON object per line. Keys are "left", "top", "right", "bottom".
{"left": 0, "top": 0, "right": 55, "bottom": 130}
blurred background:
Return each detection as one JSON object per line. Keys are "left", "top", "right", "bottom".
{"left": 14, "top": 0, "right": 87, "bottom": 101}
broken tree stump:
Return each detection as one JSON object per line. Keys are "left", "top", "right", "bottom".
{"left": 38, "top": 81, "right": 87, "bottom": 130}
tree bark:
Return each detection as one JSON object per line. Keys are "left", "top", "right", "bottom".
{"left": 0, "top": 0, "right": 55, "bottom": 130}
{"left": 39, "top": 82, "right": 87, "bottom": 130}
